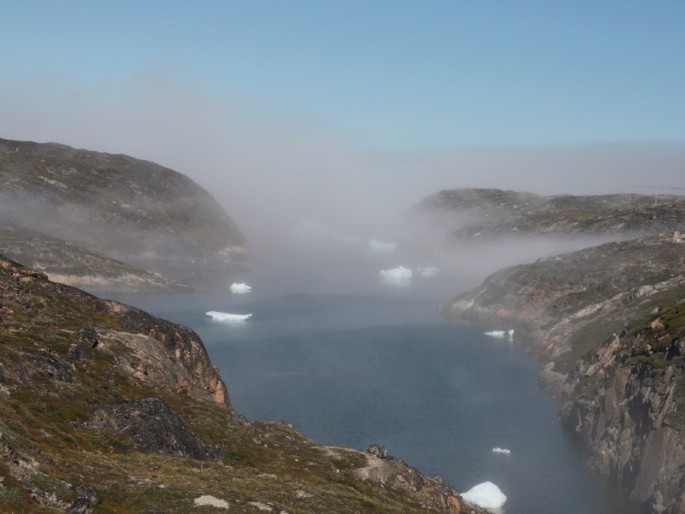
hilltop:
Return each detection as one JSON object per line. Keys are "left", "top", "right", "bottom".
{"left": 403, "top": 187, "right": 685, "bottom": 250}
{"left": 0, "top": 138, "right": 250, "bottom": 291}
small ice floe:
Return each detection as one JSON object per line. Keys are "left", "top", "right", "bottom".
{"left": 492, "top": 447, "right": 511, "bottom": 455}
{"left": 206, "top": 311, "right": 252, "bottom": 322}
{"left": 418, "top": 266, "right": 440, "bottom": 277}
{"left": 380, "top": 266, "right": 413, "bottom": 288}
{"left": 461, "top": 481, "right": 507, "bottom": 511}
{"left": 369, "top": 239, "right": 397, "bottom": 254}
{"left": 230, "top": 282, "right": 252, "bottom": 294}
{"left": 484, "top": 329, "right": 515, "bottom": 340}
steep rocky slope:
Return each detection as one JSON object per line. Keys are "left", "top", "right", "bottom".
{"left": 442, "top": 234, "right": 685, "bottom": 513}
{"left": 0, "top": 254, "right": 486, "bottom": 513}
{"left": 0, "top": 138, "right": 250, "bottom": 288}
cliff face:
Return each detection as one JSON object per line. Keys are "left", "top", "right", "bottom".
{"left": 0, "top": 138, "right": 250, "bottom": 290}
{"left": 0, "top": 254, "right": 486, "bottom": 514}
{"left": 442, "top": 235, "right": 685, "bottom": 513}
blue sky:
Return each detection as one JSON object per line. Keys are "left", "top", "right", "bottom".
{"left": 3, "top": 0, "right": 683, "bottom": 150}
{"left": 1, "top": 1, "right": 684, "bottom": 236}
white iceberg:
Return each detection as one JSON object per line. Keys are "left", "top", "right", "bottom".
{"left": 484, "top": 329, "right": 514, "bottom": 340}
{"left": 492, "top": 447, "right": 511, "bottom": 455}
{"left": 380, "top": 266, "right": 412, "bottom": 288}
{"left": 369, "top": 239, "right": 397, "bottom": 254}
{"left": 461, "top": 481, "right": 507, "bottom": 510}
{"left": 230, "top": 282, "right": 252, "bottom": 294}
{"left": 206, "top": 311, "right": 252, "bottom": 322}
{"left": 418, "top": 266, "right": 440, "bottom": 277}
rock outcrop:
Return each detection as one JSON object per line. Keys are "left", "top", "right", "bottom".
{"left": 442, "top": 235, "right": 685, "bottom": 513}
{"left": 0, "top": 254, "right": 485, "bottom": 513}
{"left": 0, "top": 138, "right": 250, "bottom": 289}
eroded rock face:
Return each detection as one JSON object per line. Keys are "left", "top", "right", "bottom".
{"left": 99, "top": 301, "right": 231, "bottom": 407}
{"left": 0, "top": 254, "right": 230, "bottom": 409}
{"left": 442, "top": 236, "right": 685, "bottom": 513}
{"left": 88, "top": 397, "right": 223, "bottom": 460}
{"left": 350, "top": 446, "right": 489, "bottom": 514}
{"left": 558, "top": 329, "right": 685, "bottom": 512}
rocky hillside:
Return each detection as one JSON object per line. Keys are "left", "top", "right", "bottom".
{"left": 0, "top": 254, "right": 487, "bottom": 514}
{"left": 0, "top": 221, "right": 193, "bottom": 293}
{"left": 442, "top": 234, "right": 685, "bottom": 513}
{"left": 404, "top": 188, "right": 685, "bottom": 245}
{"left": 0, "top": 138, "right": 250, "bottom": 290}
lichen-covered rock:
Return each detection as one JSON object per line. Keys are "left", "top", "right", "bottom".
{"left": 88, "top": 397, "right": 223, "bottom": 460}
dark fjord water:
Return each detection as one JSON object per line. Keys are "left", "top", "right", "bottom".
{"left": 111, "top": 289, "right": 641, "bottom": 514}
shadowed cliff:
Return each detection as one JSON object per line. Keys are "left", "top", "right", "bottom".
{"left": 442, "top": 234, "right": 685, "bottom": 513}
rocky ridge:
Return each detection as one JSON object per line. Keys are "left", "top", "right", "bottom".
{"left": 0, "top": 254, "right": 486, "bottom": 513}
{"left": 404, "top": 188, "right": 685, "bottom": 247}
{"left": 442, "top": 234, "right": 685, "bottom": 513}
{"left": 0, "top": 138, "right": 250, "bottom": 290}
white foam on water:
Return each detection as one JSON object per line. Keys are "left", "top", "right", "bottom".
{"left": 492, "top": 447, "right": 511, "bottom": 455}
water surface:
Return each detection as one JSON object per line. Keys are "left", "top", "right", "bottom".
{"left": 110, "top": 289, "right": 640, "bottom": 514}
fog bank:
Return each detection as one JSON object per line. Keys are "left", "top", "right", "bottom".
{"left": 2, "top": 76, "right": 684, "bottom": 296}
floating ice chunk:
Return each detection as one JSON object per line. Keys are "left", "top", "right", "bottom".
{"left": 380, "top": 266, "right": 412, "bottom": 287}
{"left": 230, "top": 282, "right": 252, "bottom": 294}
{"left": 418, "top": 266, "right": 440, "bottom": 277}
{"left": 485, "top": 329, "right": 515, "bottom": 340}
{"left": 206, "top": 311, "right": 252, "bottom": 322}
{"left": 369, "top": 239, "right": 397, "bottom": 253}
{"left": 492, "top": 447, "right": 511, "bottom": 455}
{"left": 461, "top": 481, "right": 507, "bottom": 510}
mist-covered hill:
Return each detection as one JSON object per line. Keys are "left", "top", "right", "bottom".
{"left": 404, "top": 187, "right": 685, "bottom": 247}
{"left": 0, "top": 138, "right": 250, "bottom": 291}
